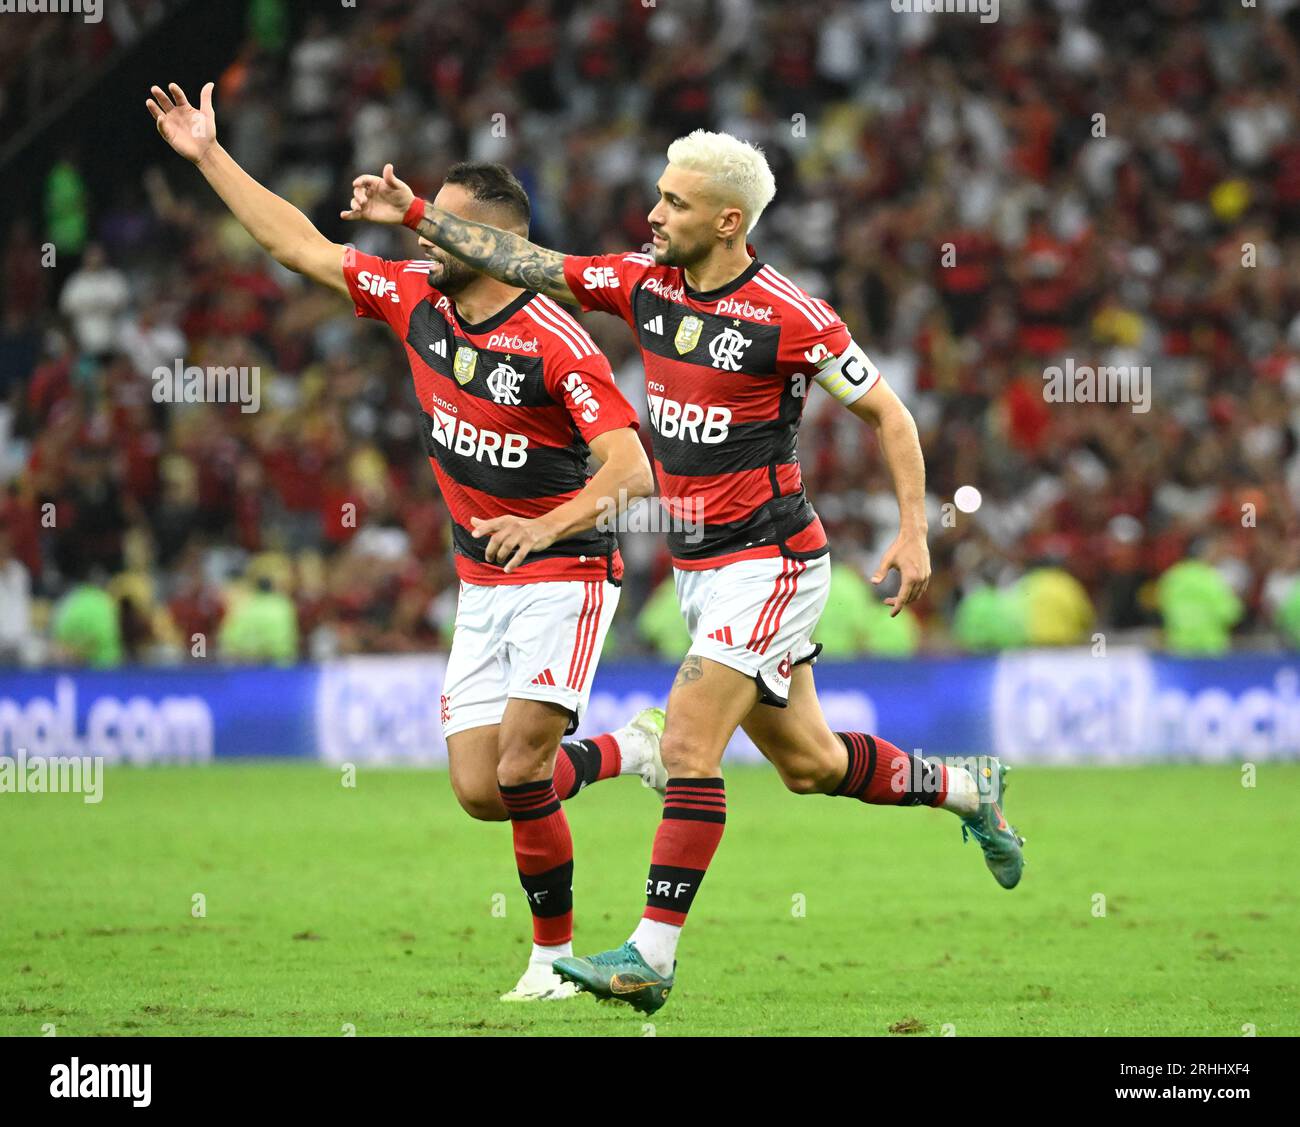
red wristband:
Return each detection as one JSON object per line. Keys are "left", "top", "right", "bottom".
{"left": 402, "top": 196, "right": 427, "bottom": 230}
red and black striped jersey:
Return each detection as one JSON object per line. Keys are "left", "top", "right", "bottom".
{"left": 562, "top": 250, "right": 880, "bottom": 569}
{"left": 344, "top": 252, "right": 639, "bottom": 585}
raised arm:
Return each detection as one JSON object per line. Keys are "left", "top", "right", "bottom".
{"left": 340, "top": 164, "right": 578, "bottom": 306}
{"left": 146, "top": 82, "right": 350, "bottom": 297}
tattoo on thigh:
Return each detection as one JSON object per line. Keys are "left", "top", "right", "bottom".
{"left": 673, "top": 655, "right": 704, "bottom": 688}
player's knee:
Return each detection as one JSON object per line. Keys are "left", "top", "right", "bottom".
{"left": 496, "top": 737, "right": 554, "bottom": 789}
{"left": 453, "top": 785, "right": 508, "bottom": 822}
{"left": 759, "top": 736, "right": 842, "bottom": 795}
{"left": 659, "top": 728, "right": 721, "bottom": 778}
{"left": 780, "top": 764, "right": 826, "bottom": 795}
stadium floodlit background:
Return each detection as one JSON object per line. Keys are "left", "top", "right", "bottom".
{"left": 1, "top": 0, "right": 1298, "bottom": 1038}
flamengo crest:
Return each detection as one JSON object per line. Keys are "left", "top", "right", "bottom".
{"left": 487, "top": 361, "right": 525, "bottom": 405}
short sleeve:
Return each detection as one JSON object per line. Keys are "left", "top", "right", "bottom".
{"left": 562, "top": 252, "right": 654, "bottom": 325}
{"left": 342, "top": 250, "right": 433, "bottom": 331}
{"left": 545, "top": 350, "right": 640, "bottom": 445}
{"left": 777, "top": 296, "right": 852, "bottom": 371}
{"left": 778, "top": 298, "right": 880, "bottom": 405}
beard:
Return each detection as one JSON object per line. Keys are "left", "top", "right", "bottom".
{"left": 652, "top": 231, "right": 711, "bottom": 269}
{"left": 425, "top": 252, "right": 477, "bottom": 296}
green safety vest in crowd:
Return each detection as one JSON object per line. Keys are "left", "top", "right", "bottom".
{"left": 45, "top": 161, "right": 89, "bottom": 257}
{"left": 218, "top": 590, "right": 299, "bottom": 665}
{"left": 953, "top": 584, "right": 1027, "bottom": 652}
{"left": 637, "top": 576, "right": 692, "bottom": 660}
{"left": 1278, "top": 579, "right": 1300, "bottom": 650}
{"left": 53, "top": 584, "right": 123, "bottom": 668}
{"left": 1155, "top": 560, "right": 1242, "bottom": 656}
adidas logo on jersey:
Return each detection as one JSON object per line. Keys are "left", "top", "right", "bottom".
{"left": 643, "top": 314, "right": 664, "bottom": 334}
{"left": 529, "top": 669, "right": 557, "bottom": 686}
{"left": 430, "top": 339, "right": 447, "bottom": 357}
{"left": 707, "top": 626, "right": 734, "bottom": 645}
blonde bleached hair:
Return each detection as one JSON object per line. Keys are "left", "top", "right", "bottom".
{"left": 665, "top": 130, "right": 777, "bottom": 235}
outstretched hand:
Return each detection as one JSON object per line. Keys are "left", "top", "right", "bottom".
{"left": 340, "top": 163, "right": 417, "bottom": 225}
{"left": 145, "top": 82, "right": 216, "bottom": 164}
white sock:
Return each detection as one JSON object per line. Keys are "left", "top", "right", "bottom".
{"left": 613, "top": 726, "right": 652, "bottom": 776}
{"left": 530, "top": 941, "right": 572, "bottom": 967}
{"left": 939, "top": 765, "right": 980, "bottom": 818}
{"left": 629, "top": 918, "right": 680, "bottom": 977}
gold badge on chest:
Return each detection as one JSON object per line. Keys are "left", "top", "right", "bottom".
{"left": 674, "top": 315, "right": 703, "bottom": 355}
{"left": 453, "top": 345, "right": 478, "bottom": 385}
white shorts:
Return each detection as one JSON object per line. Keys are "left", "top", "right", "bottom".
{"left": 441, "top": 578, "right": 620, "bottom": 738}
{"left": 674, "top": 553, "right": 832, "bottom": 707}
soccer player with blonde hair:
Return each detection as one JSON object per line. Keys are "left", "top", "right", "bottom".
{"left": 344, "top": 127, "right": 1025, "bottom": 1015}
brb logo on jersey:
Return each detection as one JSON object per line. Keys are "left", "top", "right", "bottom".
{"left": 647, "top": 395, "right": 731, "bottom": 443}
{"left": 486, "top": 361, "right": 525, "bottom": 405}
{"left": 355, "top": 270, "right": 399, "bottom": 304}
{"left": 581, "top": 266, "right": 619, "bottom": 290}
{"left": 709, "top": 326, "right": 753, "bottom": 371}
{"left": 561, "top": 372, "right": 600, "bottom": 423}
{"left": 430, "top": 407, "right": 529, "bottom": 467}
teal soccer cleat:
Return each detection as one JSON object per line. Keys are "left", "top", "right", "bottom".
{"left": 960, "top": 758, "right": 1026, "bottom": 889}
{"left": 553, "top": 942, "right": 675, "bottom": 1014}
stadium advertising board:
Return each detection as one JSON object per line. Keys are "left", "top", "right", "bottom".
{"left": 2, "top": 654, "right": 1297, "bottom": 765}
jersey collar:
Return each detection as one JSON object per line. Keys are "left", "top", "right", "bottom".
{"left": 682, "top": 253, "right": 763, "bottom": 303}
{"left": 452, "top": 290, "right": 535, "bottom": 337}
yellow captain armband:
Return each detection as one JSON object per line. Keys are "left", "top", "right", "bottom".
{"left": 809, "top": 338, "right": 881, "bottom": 406}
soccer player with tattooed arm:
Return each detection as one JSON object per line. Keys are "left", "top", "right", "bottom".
{"left": 343, "top": 127, "right": 1026, "bottom": 1016}
{"left": 146, "top": 81, "right": 679, "bottom": 1003}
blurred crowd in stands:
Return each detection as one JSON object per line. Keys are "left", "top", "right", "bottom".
{"left": 2, "top": 0, "right": 1299, "bottom": 667}
{"left": 0, "top": 0, "right": 187, "bottom": 150}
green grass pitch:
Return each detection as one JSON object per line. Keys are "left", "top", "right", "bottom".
{"left": 2, "top": 762, "right": 1296, "bottom": 1036}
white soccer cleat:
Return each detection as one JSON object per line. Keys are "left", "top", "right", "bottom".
{"left": 499, "top": 961, "right": 582, "bottom": 1002}
{"left": 621, "top": 706, "right": 668, "bottom": 796}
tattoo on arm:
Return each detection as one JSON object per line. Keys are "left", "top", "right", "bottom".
{"left": 417, "top": 204, "right": 575, "bottom": 304}
{"left": 673, "top": 655, "right": 704, "bottom": 689}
